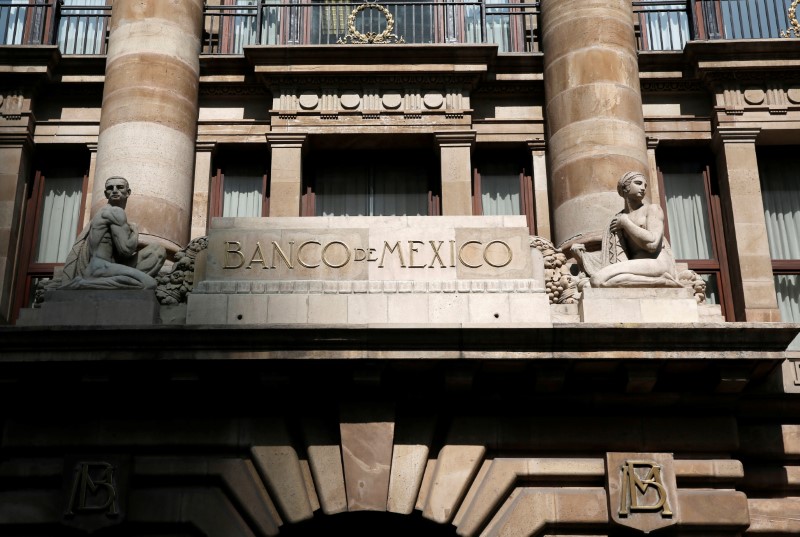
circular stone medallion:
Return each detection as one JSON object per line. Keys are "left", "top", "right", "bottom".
{"left": 382, "top": 92, "right": 402, "bottom": 110}
{"left": 340, "top": 92, "right": 361, "bottom": 110}
{"left": 788, "top": 87, "right": 800, "bottom": 104}
{"left": 298, "top": 92, "right": 319, "bottom": 110}
{"left": 743, "top": 87, "right": 765, "bottom": 105}
{"left": 423, "top": 92, "right": 444, "bottom": 109}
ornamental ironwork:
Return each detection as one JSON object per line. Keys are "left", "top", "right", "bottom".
{"left": 338, "top": 2, "right": 405, "bottom": 44}
{"left": 782, "top": 0, "right": 799, "bottom": 37}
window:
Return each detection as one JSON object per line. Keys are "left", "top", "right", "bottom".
{"left": 472, "top": 149, "right": 534, "bottom": 234}
{"left": 635, "top": 0, "right": 691, "bottom": 51}
{"left": 210, "top": 145, "right": 270, "bottom": 218}
{"left": 0, "top": 0, "right": 53, "bottom": 45}
{"left": 758, "top": 146, "right": 800, "bottom": 322}
{"left": 57, "top": 0, "right": 110, "bottom": 55}
{"left": 303, "top": 149, "right": 438, "bottom": 216}
{"left": 13, "top": 145, "right": 89, "bottom": 321}
{"left": 657, "top": 148, "right": 733, "bottom": 319}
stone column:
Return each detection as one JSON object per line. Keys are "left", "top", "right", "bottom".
{"left": 93, "top": 0, "right": 204, "bottom": 254}
{"left": 267, "top": 133, "right": 306, "bottom": 217}
{"left": 436, "top": 131, "right": 475, "bottom": 216}
{"left": 191, "top": 142, "right": 215, "bottom": 239}
{"left": 541, "top": 0, "right": 649, "bottom": 245}
{"left": 528, "top": 139, "right": 551, "bottom": 240}
{"left": 713, "top": 127, "right": 780, "bottom": 322}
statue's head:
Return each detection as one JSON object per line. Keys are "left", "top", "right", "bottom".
{"left": 104, "top": 176, "right": 131, "bottom": 207}
{"left": 617, "top": 171, "right": 646, "bottom": 198}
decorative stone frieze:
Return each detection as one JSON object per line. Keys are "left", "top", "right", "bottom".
{"left": 271, "top": 85, "right": 469, "bottom": 120}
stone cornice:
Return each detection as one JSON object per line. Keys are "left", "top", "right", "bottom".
{"left": 0, "top": 45, "right": 60, "bottom": 80}
{"left": 435, "top": 130, "right": 476, "bottom": 147}
{"left": 266, "top": 132, "right": 308, "bottom": 147}
{"left": 1, "top": 324, "right": 797, "bottom": 361}
{"left": 713, "top": 126, "right": 761, "bottom": 145}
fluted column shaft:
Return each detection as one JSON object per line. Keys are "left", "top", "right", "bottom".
{"left": 541, "top": 0, "right": 649, "bottom": 245}
{"left": 93, "top": 0, "right": 204, "bottom": 253}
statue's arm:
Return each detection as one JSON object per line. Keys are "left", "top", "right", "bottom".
{"left": 619, "top": 205, "right": 664, "bottom": 254}
{"left": 106, "top": 207, "right": 139, "bottom": 257}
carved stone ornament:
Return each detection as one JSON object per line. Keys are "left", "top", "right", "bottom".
{"left": 156, "top": 236, "right": 208, "bottom": 305}
{"left": 338, "top": 2, "right": 405, "bottom": 44}
{"left": 782, "top": 0, "right": 800, "bottom": 37}
{"left": 37, "top": 177, "right": 166, "bottom": 303}
{"left": 606, "top": 452, "right": 679, "bottom": 533}
{"left": 566, "top": 171, "right": 706, "bottom": 302}
{"left": 0, "top": 92, "right": 24, "bottom": 119}
{"left": 530, "top": 236, "right": 578, "bottom": 304}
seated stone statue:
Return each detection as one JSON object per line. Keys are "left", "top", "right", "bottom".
{"left": 46, "top": 176, "right": 166, "bottom": 291}
{"left": 569, "top": 171, "right": 681, "bottom": 288}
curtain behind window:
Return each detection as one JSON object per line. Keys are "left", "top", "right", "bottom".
{"left": 315, "top": 159, "right": 428, "bottom": 216}
{"left": 35, "top": 175, "right": 83, "bottom": 264}
{"left": 662, "top": 171, "right": 713, "bottom": 259}
{"left": 481, "top": 163, "right": 520, "bottom": 216}
{"left": 760, "top": 154, "right": 800, "bottom": 260}
{"left": 223, "top": 174, "right": 263, "bottom": 217}
{"left": 760, "top": 149, "right": 800, "bottom": 321}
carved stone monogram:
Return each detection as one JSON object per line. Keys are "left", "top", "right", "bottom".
{"left": 63, "top": 458, "right": 127, "bottom": 531}
{"left": 606, "top": 453, "right": 679, "bottom": 533}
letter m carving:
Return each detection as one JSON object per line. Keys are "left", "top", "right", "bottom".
{"left": 65, "top": 462, "right": 118, "bottom": 517}
{"left": 619, "top": 460, "right": 673, "bottom": 517}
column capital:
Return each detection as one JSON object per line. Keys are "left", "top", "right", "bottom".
{"left": 713, "top": 126, "right": 761, "bottom": 146}
{"left": 434, "top": 130, "right": 475, "bottom": 147}
{"left": 266, "top": 133, "right": 308, "bottom": 148}
{"left": 646, "top": 136, "right": 660, "bottom": 150}
{"left": 527, "top": 138, "right": 546, "bottom": 152}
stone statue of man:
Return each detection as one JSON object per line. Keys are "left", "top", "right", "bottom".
{"left": 48, "top": 176, "right": 166, "bottom": 291}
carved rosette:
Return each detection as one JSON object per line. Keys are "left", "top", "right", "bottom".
{"left": 338, "top": 3, "right": 405, "bottom": 44}
{"left": 156, "top": 237, "right": 208, "bottom": 305}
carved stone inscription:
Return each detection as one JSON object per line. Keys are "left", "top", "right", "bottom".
{"left": 204, "top": 218, "right": 535, "bottom": 282}
{"left": 606, "top": 453, "right": 679, "bottom": 533}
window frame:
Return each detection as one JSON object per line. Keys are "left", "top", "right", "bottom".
{"left": 13, "top": 164, "right": 89, "bottom": 323}
{"left": 301, "top": 148, "right": 439, "bottom": 217}
{"left": 209, "top": 145, "right": 271, "bottom": 220}
{"left": 656, "top": 149, "right": 734, "bottom": 320}
{"left": 471, "top": 149, "right": 535, "bottom": 235}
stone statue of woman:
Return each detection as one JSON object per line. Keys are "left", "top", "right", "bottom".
{"left": 569, "top": 171, "right": 681, "bottom": 288}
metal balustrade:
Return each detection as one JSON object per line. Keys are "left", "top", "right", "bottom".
{"left": 1, "top": 1, "right": 797, "bottom": 55}
{"left": 0, "top": 1, "right": 109, "bottom": 54}
{"left": 202, "top": 0, "right": 541, "bottom": 53}
{"left": 635, "top": 0, "right": 794, "bottom": 51}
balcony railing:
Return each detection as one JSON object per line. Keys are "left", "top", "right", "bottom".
{"left": 0, "top": 1, "right": 110, "bottom": 54}
{"left": 1, "top": 1, "right": 797, "bottom": 56}
{"left": 202, "top": 0, "right": 541, "bottom": 53}
{"left": 635, "top": 0, "right": 794, "bottom": 51}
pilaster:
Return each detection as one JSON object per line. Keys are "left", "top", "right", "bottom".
{"left": 267, "top": 133, "right": 307, "bottom": 217}
{"left": 192, "top": 142, "right": 216, "bottom": 239}
{"left": 435, "top": 131, "right": 475, "bottom": 216}
{"left": 528, "top": 138, "right": 550, "bottom": 240}
{"left": 712, "top": 126, "right": 780, "bottom": 322}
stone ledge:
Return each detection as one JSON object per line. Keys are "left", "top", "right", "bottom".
{"left": 194, "top": 279, "right": 545, "bottom": 295}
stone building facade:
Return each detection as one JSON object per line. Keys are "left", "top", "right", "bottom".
{"left": 1, "top": 0, "right": 800, "bottom": 535}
